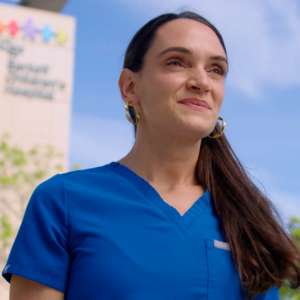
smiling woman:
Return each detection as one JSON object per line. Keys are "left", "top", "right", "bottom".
{"left": 2, "top": 9, "right": 300, "bottom": 300}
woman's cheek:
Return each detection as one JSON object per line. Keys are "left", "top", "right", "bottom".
{"left": 212, "top": 84, "right": 225, "bottom": 106}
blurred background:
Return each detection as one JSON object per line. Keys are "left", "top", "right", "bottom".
{"left": 0, "top": 0, "right": 299, "bottom": 298}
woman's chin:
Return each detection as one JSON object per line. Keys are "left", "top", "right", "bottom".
{"left": 173, "top": 124, "right": 212, "bottom": 141}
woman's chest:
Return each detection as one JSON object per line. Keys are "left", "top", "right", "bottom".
{"left": 65, "top": 208, "right": 245, "bottom": 300}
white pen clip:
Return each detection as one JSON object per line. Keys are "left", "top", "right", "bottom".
{"left": 213, "top": 239, "right": 230, "bottom": 251}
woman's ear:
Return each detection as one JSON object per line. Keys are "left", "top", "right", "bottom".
{"left": 118, "top": 68, "right": 140, "bottom": 105}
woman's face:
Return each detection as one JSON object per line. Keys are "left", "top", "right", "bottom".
{"left": 125, "top": 18, "right": 228, "bottom": 139}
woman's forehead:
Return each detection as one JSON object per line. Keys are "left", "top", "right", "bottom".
{"left": 148, "top": 19, "right": 226, "bottom": 60}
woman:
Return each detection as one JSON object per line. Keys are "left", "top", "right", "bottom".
{"left": 2, "top": 10, "right": 300, "bottom": 300}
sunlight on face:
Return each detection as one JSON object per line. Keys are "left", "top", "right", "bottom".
{"left": 135, "top": 18, "right": 228, "bottom": 140}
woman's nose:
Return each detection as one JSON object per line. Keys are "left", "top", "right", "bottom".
{"left": 186, "top": 69, "right": 210, "bottom": 92}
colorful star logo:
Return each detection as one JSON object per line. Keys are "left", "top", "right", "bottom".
{"left": 56, "top": 30, "right": 67, "bottom": 45}
{"left": 0, "top": 21, "right": 5, "bottom": 34}
{"left": 2, "top": 18, "right": 68, "bottom": 47}
{"left": 41, "top": 25, "right": 54, "bottom": 43}
{"left": 8, "top": 20, "right": 19, "bottom": 37}
{"left": 22, "top": 18, "right": 38, "bottom": 40}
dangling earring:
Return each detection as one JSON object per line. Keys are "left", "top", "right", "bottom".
{"left": 124, "top": 101, "right": 140, "bottom": 125}
{"left": 208, "top": 116, "right": 226, "bottom": 139}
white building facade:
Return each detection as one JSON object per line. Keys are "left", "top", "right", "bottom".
{"left": 0, "top": 2, "right": 75, "bottom": 169}
{"left": 0, "top": 3, "right": 75, "bottom": 297}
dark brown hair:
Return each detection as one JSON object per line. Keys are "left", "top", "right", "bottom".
{"left": 121, "top": 10, "right": 300, "bottom": 298}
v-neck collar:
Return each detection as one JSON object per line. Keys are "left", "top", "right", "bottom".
{"left": 108, "top": 161, "right": 211, "bottom": 231}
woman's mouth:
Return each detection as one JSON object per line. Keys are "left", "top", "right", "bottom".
{"left": 178, "top": 101, "right": 210, "bottom": 112}
{"left": 178, "top": 98, "right": 211, "bottom": 111}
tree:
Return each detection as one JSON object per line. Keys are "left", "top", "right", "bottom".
{"left": 279, "top": 217, "right": 300, "bottom": 299}
{"left": 0, "top": 133, "right": 79, "bottom": 264}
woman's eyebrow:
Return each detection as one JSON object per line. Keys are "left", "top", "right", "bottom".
{"left": 157, "top": 46, "right": 228, "bottom": 66}
{"left": 157, "top": 46, "right": 191, "bottom": 57}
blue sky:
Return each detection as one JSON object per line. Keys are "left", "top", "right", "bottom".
{"left": 2, "top": 0, "right": 299, "bottom": 223}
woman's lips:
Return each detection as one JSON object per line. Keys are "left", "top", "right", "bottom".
{"left": 178, "top": 98, "right": 211, "bottom": 111}
{"left": 179, "top": 102, "right": 209, "bottom": 111}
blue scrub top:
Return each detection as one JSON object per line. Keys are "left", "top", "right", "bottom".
{"left": 2, "top": 161, "right": 279, "bottom": 299}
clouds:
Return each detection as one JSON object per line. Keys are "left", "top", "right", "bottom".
{"left": 269, "top": 189, "right": 300, "bottom": 227}
{"left": 247, "top": 165, "right": 299, "bottom": 226}
{"left": 116, "top": 0, "right": 300, "bottom": 99}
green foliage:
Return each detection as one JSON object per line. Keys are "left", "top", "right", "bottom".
{"left": 279, "top": 217, "right": 300, "bottom": 299}
{"left": 0, "top": 132, "right": 79, "bottom": 265}
{"left": 288, "top": 217, "right": 300, "bottom": 245}
{"left": 0, "top": 215, "right": 13, "bottom": 246}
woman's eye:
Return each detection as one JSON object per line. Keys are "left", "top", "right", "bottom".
{"left": 211, "top": 65, "right": 225, "bottom": 75}
{"left": 166, "top": 59, "right": 184, "bottom": 67}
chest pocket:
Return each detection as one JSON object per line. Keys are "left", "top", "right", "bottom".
{"left": 205, "top": 238, "right": 246, "bottom": 299}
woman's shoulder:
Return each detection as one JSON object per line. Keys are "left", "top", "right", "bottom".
{"left": 41, "top": 162, "right": 114, "bottom": 187}
{"left": 62, "top": 161, "right": 115, "bottom": 178}
{"left": 33, "top": 162, "right": 115, "bottom": 200}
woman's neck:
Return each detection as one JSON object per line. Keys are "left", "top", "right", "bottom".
{"left": 118, "top": 136, "right": 202, "bottom": 190}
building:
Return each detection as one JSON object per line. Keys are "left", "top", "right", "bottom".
{"left": 0, "top": 1, "right": 75, "bottom": 170}
{"left": 0, "top": 2, "right": 75, "bottom": 296}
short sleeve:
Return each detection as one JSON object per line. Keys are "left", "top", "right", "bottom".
{"left": 1, "top": 174, "right": 70, "bottom": 292}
